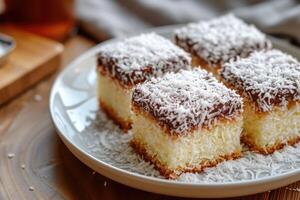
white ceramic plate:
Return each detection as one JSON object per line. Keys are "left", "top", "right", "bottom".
{"left": 50, "top": 26, "right": 300, "bottom": 198}
{"left": 0, "top": 33, "right": 15, "bottom": 66}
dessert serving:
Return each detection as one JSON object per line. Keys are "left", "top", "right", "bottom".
{"left": 50, "top": 21, "right": 300, "bottom": 197}
{"left": 221, "top": 49, "right": 300, "bottom": 154}
{"left": 174, "top": 14, "right": 271, "bottom": 76}
{"left": 131, "top": 69, "right": 243, "bottom": 178}
{"left": 97, "top": 33, "right": 191, "bottom": 131}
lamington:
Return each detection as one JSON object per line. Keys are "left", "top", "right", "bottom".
{"left": 221, "top": 49, "right": 300, "bottom": 154}
{"left": 131, "top": 69, "right": 243, "bottom": 178}
{"left": 174, "top": 14, "right": 271, "bottom": 76}
{"left": 97, "top": 33, "right": 191, "bottom": 131}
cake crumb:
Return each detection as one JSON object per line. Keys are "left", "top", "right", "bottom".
{"left": 7, "top": 153, "right": 15, "bottom": 159}
{"left": 92, "top": 171, "right": 96, "bottom": 175}
{"left": 104, "top": 181, "right": 108, "bottom": 187}
{"left": 29, "top": 186, "right": 34, "bottom": 191}
{"left": 21, "top": 164, "right": 26, "bottom": 169}
{"left": 34, "top": 94, "right": 43, "bottom": 102}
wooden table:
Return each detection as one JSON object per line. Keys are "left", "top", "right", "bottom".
{"left": 1, "top": 35, "right": 300, "bottom": 200}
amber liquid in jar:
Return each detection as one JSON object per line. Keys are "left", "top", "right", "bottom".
{"left": 1, "top": 0, "right": 74, "bottom": 40}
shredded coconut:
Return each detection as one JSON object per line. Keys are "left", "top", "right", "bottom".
{"left": 98, "top": 33, "right": 191, "bottom": 86}
{"left": 174, "top": 14, "right": 271, "bottom": 66}
{"left": 34, "top": 94, "right": 43, "bottom": 102}
{"left": 132, "top": 69, "right": 243, "bottom": 134}
{"left": 81, "top": 109, "right": 300, "bottom": 183}
{"left": 82, "top": 111, "right": 162, "bottom": 178}
{"left": 286, "top": 187, "right": 300, "bottom": 192}
{"left": 221, "top": 49, "right": 300, "bottom": 112}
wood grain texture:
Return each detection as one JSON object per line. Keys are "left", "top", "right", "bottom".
{"left": 0, "top": 26, "right": 63, "bottom": 106}
{"left": 0, "top": 35, "right": 300, "bottom": 200}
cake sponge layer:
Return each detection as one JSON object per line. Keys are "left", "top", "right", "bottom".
{"left": 131, "top": 110, "right": 243, "bottom": 178}
{"left": 243, "top": 102, "right": 300, "bottom": 154}
{"left": 98, "top": 72, "right": 132, "bottom": 131}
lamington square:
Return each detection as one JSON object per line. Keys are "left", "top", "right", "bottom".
{"left": 97, "top": 33, "right": 191, "bottom": 131}
{"left": 131, "top": 69, "right": 243, "bottom": 178}
{"left": 221, "top": 49, "right": 300, "bottom": 154}
{"left": 174, "top": 14, "right": 271, "bottom": 76}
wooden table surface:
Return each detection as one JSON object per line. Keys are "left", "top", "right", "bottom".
{"left": 1, "top": 34, "right": 300, "bottom": 200}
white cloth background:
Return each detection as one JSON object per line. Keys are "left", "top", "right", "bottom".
{"left": 75, "top": 0, "right": 300, "bottom": 46}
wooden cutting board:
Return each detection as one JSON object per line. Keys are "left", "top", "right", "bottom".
{"left": 0, "top": 26, "right": 63, "bottom": 106}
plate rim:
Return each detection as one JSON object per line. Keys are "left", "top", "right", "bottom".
{"left": 49, "top": 25, "right": 300, "bottom": 195}
{"left": 0, "top": 32, "right": 16, "bottom": 65}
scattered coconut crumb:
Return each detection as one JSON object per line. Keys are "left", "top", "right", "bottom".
{"left": 92, "top": 171, "right": 96, "bottom": 175}
{"left": 21, "top": 164, "right": 26, "bottom": 169}
{"left": 7, "top": 153, "right": 15, "bottom": 159}
{"left": 82, "top": 111, "right": 300, "bottom": 183}
{"left": 29, "top": 186, "right": 34, "bottom": 191}
{"left": 104, "top": 181, "right": 108, "bottom": 187}
{"left": 286, "top": 187, "right": 300, "bottom": 192}
{"left": 34, "top": 94, "right": 43, "bottom": 102}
